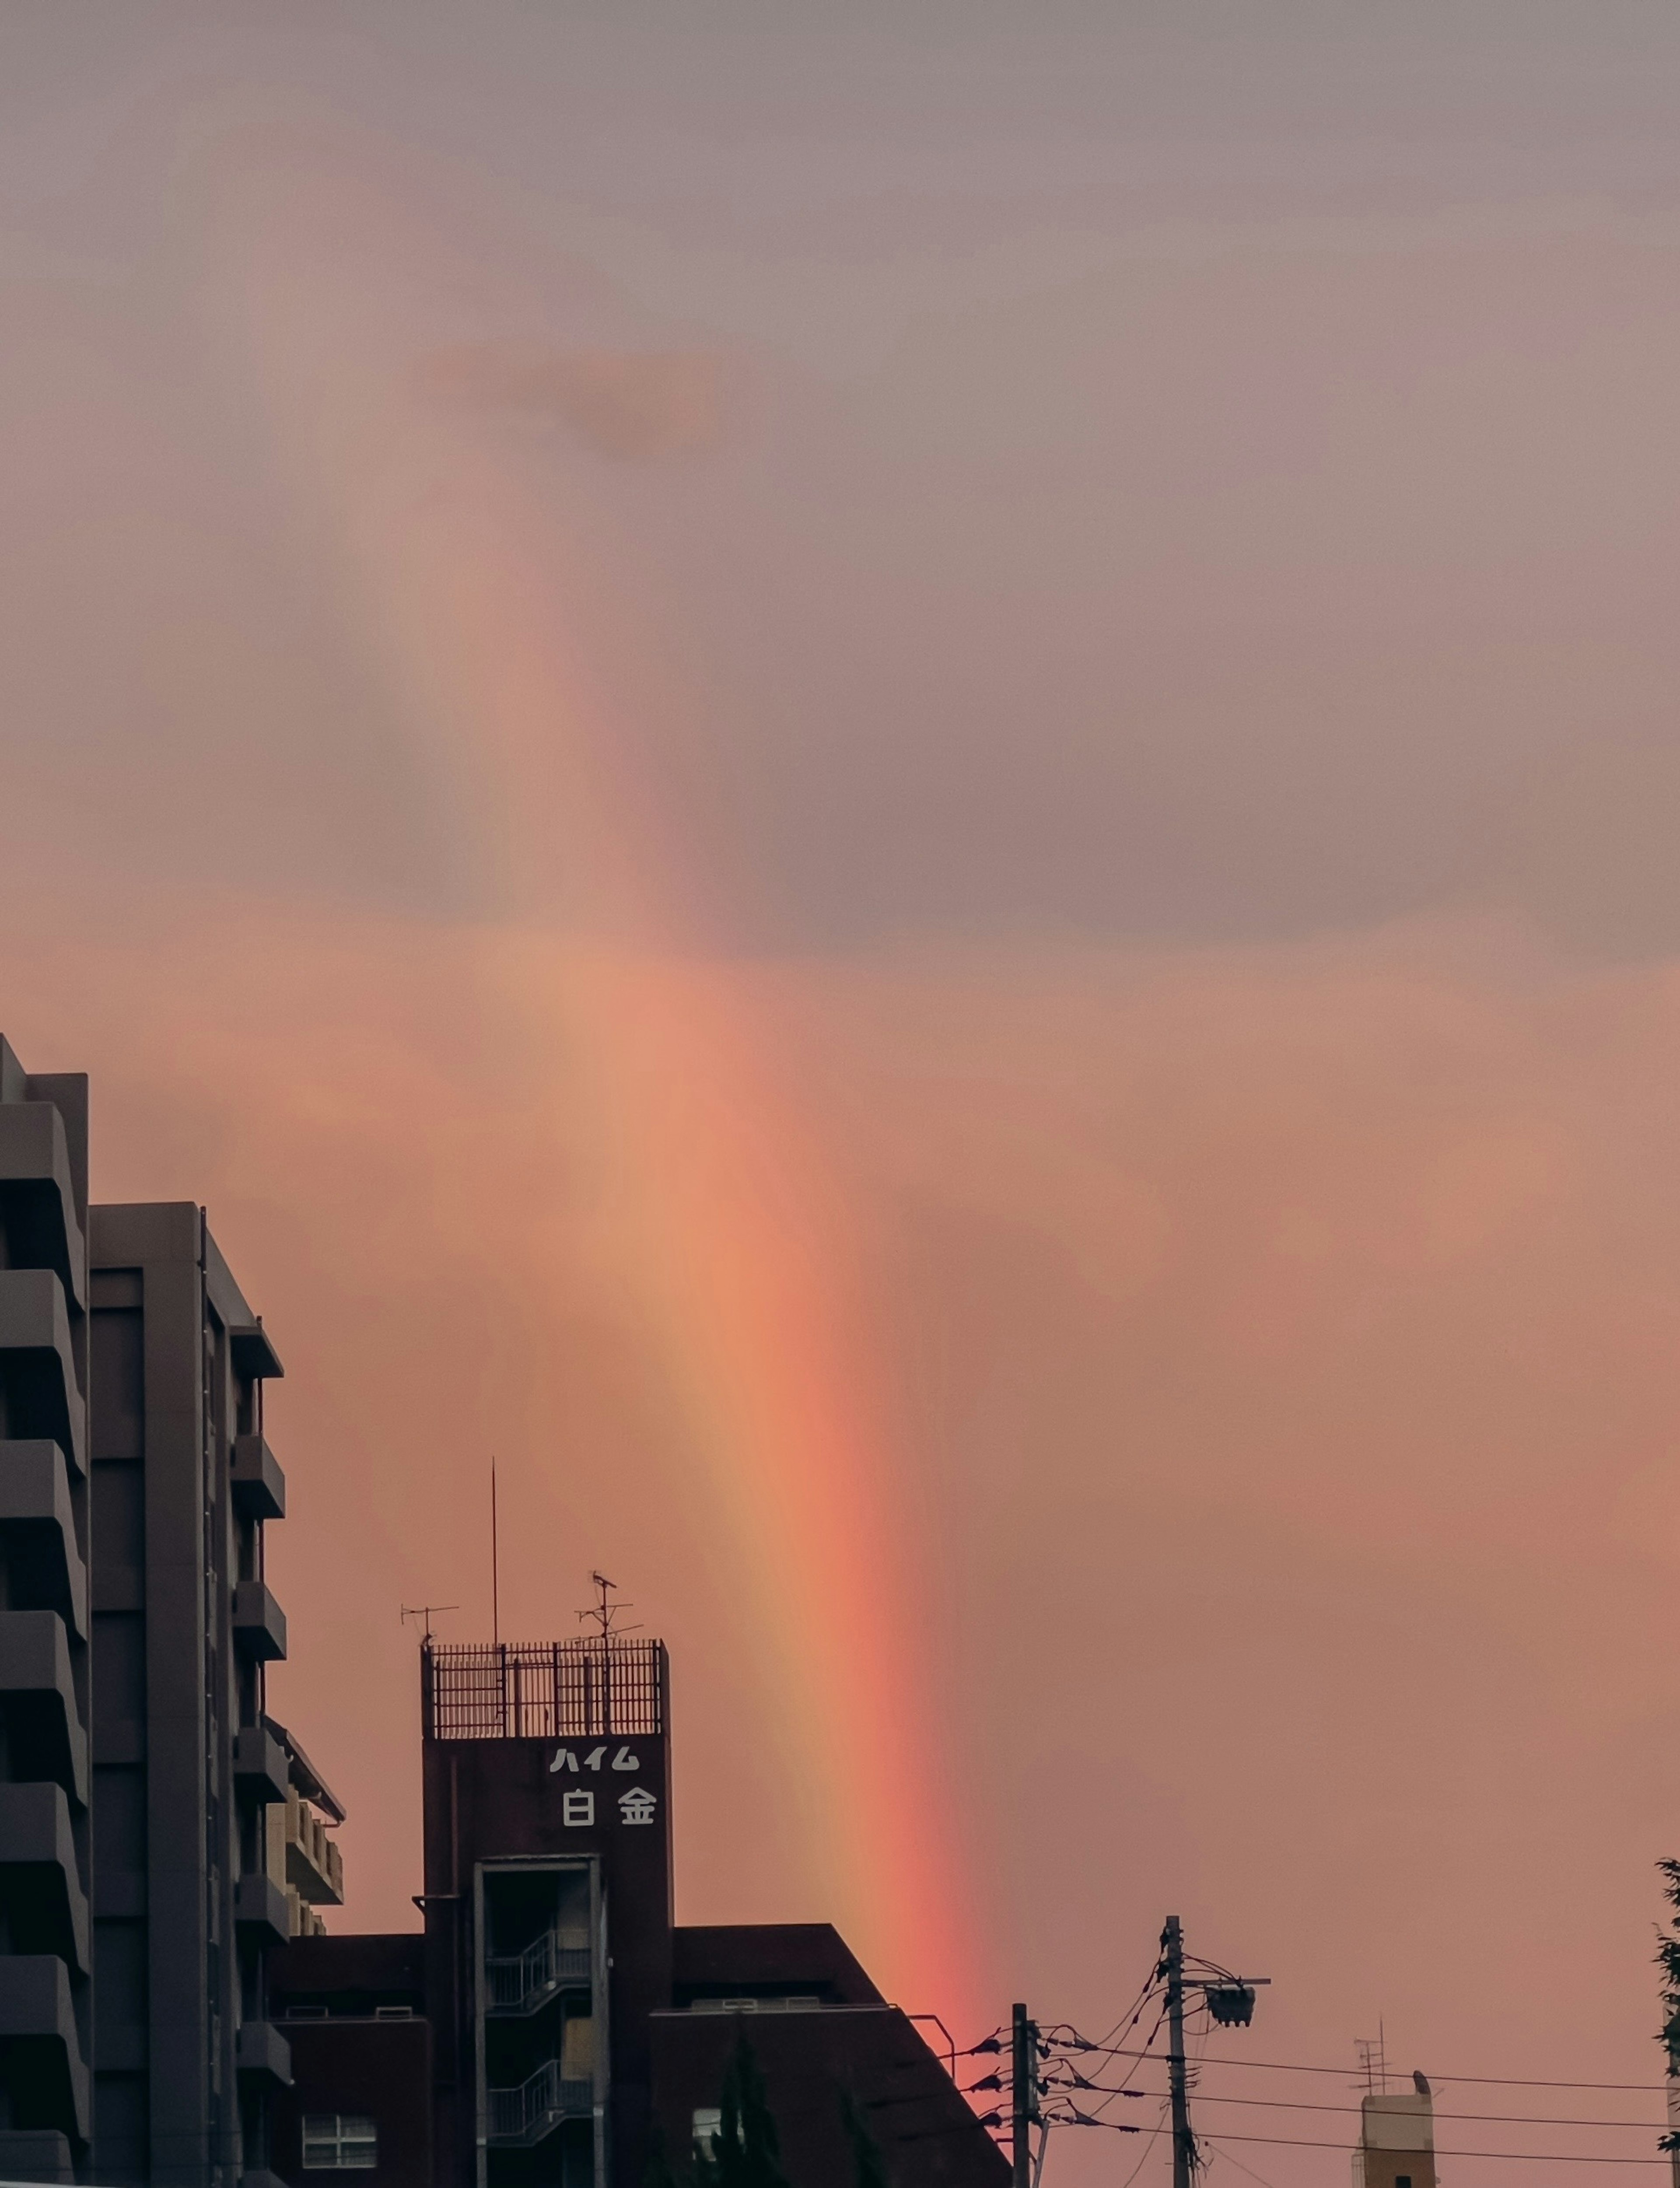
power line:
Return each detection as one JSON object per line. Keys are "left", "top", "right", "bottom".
{"left": 1203, "top": 2137, "right": 1287, "bottom": 2188}
{"left": 1197, "top": 2131, "right": 1671, "bottom": 2166}
{"left": 1116, "top": 2108, "right": 1168, "bottom": 2188}
{"left": 1083, "top": 2048, "right": 1674, "bottom": 2094}
{"left": 1042, "top": 2086, "right": 1665, "bottom": 2132}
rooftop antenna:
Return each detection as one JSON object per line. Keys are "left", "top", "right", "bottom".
{"left": 577, "top": 1574, "right": 641, "bottom": 1739}
{"left": 401, "top": 1604, "right": 458, "bottom": 1643}
{"left": 1356, "top": 2029, "right": 1390, "bottom": 2097}
{"left": 491, "top": 1456, "right": 500, "bottom": 1649}
{"left": 578, "top": 1572, "right": 641, "bottom": 1646}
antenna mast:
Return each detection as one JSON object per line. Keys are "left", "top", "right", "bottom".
{"left": 1356, "top": 2030, "right": 1390, "bottom": 2096}
{"left": 400, "top": 1604, "right": 458, "bottom": 1643}
{"left": 577, "top": 1574, "right": 641, "bottom": 1734}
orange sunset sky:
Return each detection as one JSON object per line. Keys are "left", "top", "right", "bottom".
{"left": 7, "top": 6, "right": 1680, "bottom": 2184}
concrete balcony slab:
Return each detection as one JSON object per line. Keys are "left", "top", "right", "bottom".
{"left": 234, "top": 2018, "right": 292, "bottom": 2087}
{"left": 231, "top": 1434, "right": 286, "bottom": 1523}
{"left": 0, "top": 1103, "right": 86, "bottom": 1313}
{"left": 0, "top": 1783, "right": 89, "bottom": 1974}
{"left": 0, "top": 1275, "right": 83, "bottom": 1477}
{"left": 0, "top": 1612, "right": 87, "bottom": 1807}
{"left": 233, "top": 1581, "right": 287, "bottom": 1663}
{"left": 0, "top": 1955, "right": 90, "bottom": 2144}
{"left": 228, "top": 1322, "right": 284, "bottom": 1381}
{"left": 0, "top": 1443, "right": 86, "bottom": 1641}
{"left": 233, "top": 1725, "right": 290, "bottom": 1806}
{"left": 234, "top": 1872, "right": 291, "bottom": 1947}
{"left": 0, "top": 2126, "right": 75, "bottom": 2181}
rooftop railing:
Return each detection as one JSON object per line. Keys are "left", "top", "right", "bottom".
{"left": 423, "top": 1637, "right": 665, "bottom": 1741}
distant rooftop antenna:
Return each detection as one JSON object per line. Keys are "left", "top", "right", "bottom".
{"left": 401, "top": 1603, "right": 458, "bottom": 1643}
{"left": 1356, "top": 2029, "right": 1390, "bottom": 2096}
{"left": 578, "top": 1572, "right": 641, "bottom": 1647}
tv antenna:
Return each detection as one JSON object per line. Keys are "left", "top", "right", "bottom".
{"left": 401, "top": 1604, "right": 458, "bottom": 1643}
{"left": 1356, "top": 2029, "right": 1390, "bottom": 2096}
{"left": 578, "top": 1572, "right": 641, "bottom": 1647}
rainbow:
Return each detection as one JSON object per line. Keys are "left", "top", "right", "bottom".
{"left": 231, "top": 196, "right": 986, "bottom": 2025}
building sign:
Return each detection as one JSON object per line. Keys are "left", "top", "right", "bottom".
{"left": 549, "top": 1744, "right": 640, "bottom": 1774}
{"left": 550, "top": 1752, "right": 660, "bottom": 1827}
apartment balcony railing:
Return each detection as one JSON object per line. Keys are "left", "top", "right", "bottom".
{"left": 288, "top": 1887, "right": 327, "bottom": 1939}
{"left": 284, "top": 1791, "right": 343, "bottom": 1906}
{"left": 486, "top": 1930, "right": 592, "bottom": 2016}
{"left": 486, "top": 2059, "right": 592, "bottom": 2146}
{"left": 424, "top": 1638, "right": 664, "bottom": 1742}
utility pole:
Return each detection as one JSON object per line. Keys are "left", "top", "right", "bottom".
{"left": 1162, "top": 1916, "right": 1197, "bottom": 2188}
{"left": 1012, "top": 2001, "right": 1037, "bottom": 2188}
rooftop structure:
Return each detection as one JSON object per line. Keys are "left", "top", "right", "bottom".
{"left": 273, "top": 1622, "right": 1003, "bottom": 2188}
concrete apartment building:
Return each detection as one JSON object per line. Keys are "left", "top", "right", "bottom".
{"left": 4, "top": 1035, "right": 990, "bottom": 2188}
{"left": 0, "top": 1042, "right": 93, "bottom": 2183}
{"left": 269, "top": 1632, "right": 1004, "bottom": 2188}
{"left": 0, "top": 1037, "right": 345, "bottom": 2187}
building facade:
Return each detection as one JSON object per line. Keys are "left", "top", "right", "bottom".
{"left": 88, "top": 1202, "right": 304, "bottom": 2187}
{"left": 1355, "top": 2089, "right": 1437, "bottom": 2188}
{"left": 273, "top": 1633, "right": 1004, "bottom": 2188}
{"left": 0, "top": 1035, "right": 345, "bottom": 2187}
{"left": 0, "top": 1040, "right": 93, "bottom": 2181}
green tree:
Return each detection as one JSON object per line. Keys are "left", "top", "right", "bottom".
{"left": 696, "top": 2034, "right": 791, "bottom": 2188}
{"left": 1656, "top": 1860, "right": 1680, "bottom": 2153}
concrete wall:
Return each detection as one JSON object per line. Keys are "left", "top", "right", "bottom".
{"left": 0, "top": 1037, "right": 91, "bottom": 2185}
{"left": 89, "top": 1205, "right": 290, "bottom": 2188}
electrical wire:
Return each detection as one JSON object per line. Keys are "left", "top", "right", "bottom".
{"left": 1034, "top": 2087, "right": 1665, "bottom": 2131}
{"left": 1116, "top": 2107, "right": 1168, "bottom": 2188}
{"left": 1194, "top": 2131, "right": 1670, "bottom": 2165}
{"left": 1078, "top": 2047, "right": 1676, "bottom": 2093}
{"left": 1202, "top": 2139, "right": 1286, "bottom": 2188}
{"left": 1082, "top": 1997, "right": 1169, "bottom": 2123}
{"left": 1090, "top": 1962, "right": 1167, "bottom": 2052}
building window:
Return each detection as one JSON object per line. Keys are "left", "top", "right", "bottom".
{"left": 693, "top": 2109, "right": 722, "bottom": 2156}
{"left": 1396, "top": 2176, "right": 1412, "bottom": 2187}
{"left": 302, "top": 2114, "right": 378, "bottom": 2169}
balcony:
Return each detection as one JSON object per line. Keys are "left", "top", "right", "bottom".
{"left": 232, "top": 1580, "right": 287, "bottom": 1663}
{"left": 284, "top": 1792, "right": 343, "bottom": 1907}
{"left": 0, "top": 2129, "right": 73, "bottom": 2183}
{"left": 289, "top": 1887, "right": 327, "bottom": 1939}
{"left": 230, "top": 1434, "right": 286, "bottom": 1523}
{"left": 228, "top": 1322, "right": 284, "bottom": 1382}
{"left": 0, "top": 1783, "right": 89, "bottom": 1973}
{"left": 233, "top": 1725, "right": 289, "bottom": 1805}
{"left": 0, "top": 1442, "right": 87, "bottom": 1640}
{"left": 486, "top": 1929, "right": 592, "bottom": 2016}
{"left": 0, "top": 1611, "right": 88, "bottom": 1806}
{"left": 0, "top": 1100, "right": 87, "bottom": 1312}
{"left": 234, "top": 1872, "right": 290, "bottom": 1947}
{"left": 0, "top": 1956, "right": 90, "bottom": 2144}
{"left": 0, "top": 1272, "right": 84, "bottom": 1476}
{"left": 235, "top": 2018, "right": 292, "bottom": 2086}
{"left": 486, "top": 2059, "right": 592, "bottom": 2146}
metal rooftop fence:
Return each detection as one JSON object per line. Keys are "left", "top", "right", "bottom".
{"left": 423, "top": 1637, "right": 665, "bottom": 1741}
